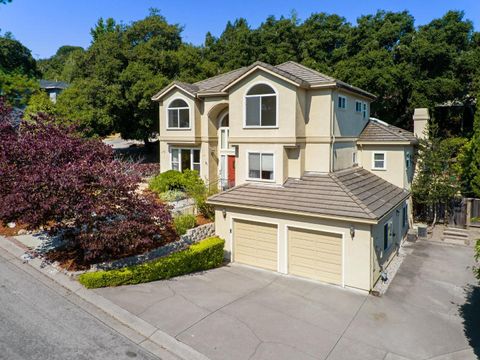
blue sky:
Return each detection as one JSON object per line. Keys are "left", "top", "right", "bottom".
{"left": 1, "top": 0, "right": 479, "bottom": 59}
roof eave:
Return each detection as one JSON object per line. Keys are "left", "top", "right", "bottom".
{"left": 151, "top": 83, "right": 197, "bottom": 101}
{"left": 206, "top": 199, "right": 378, "bottom": 224}
{"left": 220, "top": 64, "right": 307, "bottom": 92}
{"left": 197, "top": 91, "right": 229, "bottom": 97}
{"left": 357, "top": 140, "right": 418, "bottom": 146}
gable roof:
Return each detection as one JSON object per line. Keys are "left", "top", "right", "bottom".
{"left": 208, "top": 167, "right": 409, "bottom": 223}
{"left": 358, "top": 119, "right": 418, "bottom": 144}
{"left": 152, "top": 61, "right": 376, "bottom": 101}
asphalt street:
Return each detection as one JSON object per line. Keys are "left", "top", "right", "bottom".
{"left": 0, "top": 249, "right": 160, "bottom": 360}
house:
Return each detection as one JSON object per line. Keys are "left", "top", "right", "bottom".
{"left": 152, "top": 61, "right": 420, "bottom": 292}
{"left": 39, "top": 80, "right": 69, "bottom": 103}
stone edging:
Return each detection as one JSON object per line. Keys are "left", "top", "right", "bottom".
{"left": 95, "top": 222, "right": 215, "bottom": 271}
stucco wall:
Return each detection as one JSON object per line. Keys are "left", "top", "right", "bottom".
{"left": 370, "top": 199, "right": 409, "bottom": 286}
{"left": 358, "top": 144, "right": 413, "bottom": 190}
{"left": 333, "top": 141, "right": 356, "bottom": 171}
{"left": 333, "top": 90, "right": 370, "bottom": 137}
{"left": 214, "top": 207, "right": 373, "bottom": 291}
{"left": 228, "top": 71, "right": 299, "bottom": 143}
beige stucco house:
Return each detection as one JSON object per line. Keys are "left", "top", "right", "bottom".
{"left": 152, "top": 61, "right": 418, "bottom": 292}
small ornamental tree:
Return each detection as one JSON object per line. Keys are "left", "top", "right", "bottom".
{"left": 0, "top": 99, "right": 176, "bottom": 265}
{"left": 412, "top": 121, "right": 464, "bottom": 225}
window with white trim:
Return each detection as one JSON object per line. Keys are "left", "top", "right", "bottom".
{"left": 248, "top": 152, "right": 274, "bottom": 180}
{"left": 372, "top": 152, "right": 386, "bottom": 170}
{"left": 219, "top": 114, "right": 230, "bottom": 150}
{"left": 171, "top": 148, "right": 200, "bottom": 172}
{"left": 362, "top": 102, "right": 367, "bottom": 119}
{"left": 167, "top": 99, "right": 190, "bottom": 129}
{"left": 338, "top": 95, "right": 346, "bottom": 109}
{"left": 352, "top": 151, "right": 357, "bottom": 165}
{"left": 245, "top": 84, "right": 277, "bottom": 127}
{"left": 355, "top": 101, "right": 362, "bottom": 113}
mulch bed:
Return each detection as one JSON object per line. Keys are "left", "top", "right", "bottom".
{"left": 196, "top": 214, "right": 213, "bottom": 226}
{"left": 0, "top": 222, "right": 30, "bottom": 237}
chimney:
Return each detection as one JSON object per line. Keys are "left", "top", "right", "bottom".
{"left": 413, "top": 108, "right": 430, "bottom": 140}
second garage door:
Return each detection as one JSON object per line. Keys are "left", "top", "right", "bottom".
{"left": 288, "top": 227, "right": 343, "bottom": 285}
{"left": 233, "top": 219, "right": 278, "bottom": 271}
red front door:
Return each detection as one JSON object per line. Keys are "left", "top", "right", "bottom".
{"left": 227, "top": 155, "right": 236, "bottom": 187}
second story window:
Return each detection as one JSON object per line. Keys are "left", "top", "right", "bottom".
{"left": 363, "top": 102, "right": 367, "bottom": 119}
{"left": 167, "top": 99, "right": 190, "bottom": 129}
{"left": 355, "top": 101, "right": 362, "bottom": 113}
{"left": 372, "top": 152, "right": 386, "bottom": 170}
{"left": 338, "top": 95, "right": 346, "bottom": 109}
{"left": 405, "top": 152, "right": 411, "bottom": 169}
{"left": 245, "top": 84, "right": 277, "bottom": 127}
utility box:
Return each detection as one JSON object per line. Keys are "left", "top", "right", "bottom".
{"left": 417, "top": 224, "right": 428, "bottom": 239}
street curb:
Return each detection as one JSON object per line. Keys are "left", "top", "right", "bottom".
{"left": 0, "top": 236, "right": 210, "bottom": 360}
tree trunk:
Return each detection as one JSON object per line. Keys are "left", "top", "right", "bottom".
{"left": 143, "top": 137, "right": 152, "bottom": 152}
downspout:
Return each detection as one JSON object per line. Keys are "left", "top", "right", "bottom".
{"left": 330, "top": 90, "right": 336, "bottom": 172}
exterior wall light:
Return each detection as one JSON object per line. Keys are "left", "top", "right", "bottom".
{"left": 222, "top": 208, "right": 227, "bottom": 219}
{"left": 350, "top": 225, "right": 355, "bottom": 239}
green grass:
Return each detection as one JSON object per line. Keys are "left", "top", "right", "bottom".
{"left": 78, "top": 237, "right": 225, "bottom": 289}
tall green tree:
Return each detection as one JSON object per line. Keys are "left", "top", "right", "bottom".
{"left": 458, "top": 97, "right": 480, "bottom": 197}
{"left": 37, "top": 45, "right": 84, "bottom": 82}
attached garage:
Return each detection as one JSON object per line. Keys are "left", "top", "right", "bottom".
{"left": 209, "top": 167, "right": 412, "bottom": 291}
{"left": 288, "top": 227, "right": 343, "bottom": 286}
{"left": 233, "top": 219, "right": 278, "bottom": 271}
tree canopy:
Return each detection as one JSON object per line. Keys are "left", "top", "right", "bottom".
{"left": 6, "top": 9, "right": 480, "bottom": 144}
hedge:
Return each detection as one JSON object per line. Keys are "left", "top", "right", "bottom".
{"left": 78, "top": 237, "right": 225, "bottom": 289}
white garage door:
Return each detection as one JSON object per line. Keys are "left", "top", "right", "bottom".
{"left": 288, "top": 227, "right": 343, "bottom": 285}
{"left": 233, "top": 219, "right": 278, "bottom": 271}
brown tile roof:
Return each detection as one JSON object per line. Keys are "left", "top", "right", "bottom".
{"left": 152, "top": 61, "right": 375, "bottom": 100}
{"left": 208, "top": 167, "right": 409, "bottom": 222}
{"left": 358, "top": 119, "right": 418, "bottom": 144}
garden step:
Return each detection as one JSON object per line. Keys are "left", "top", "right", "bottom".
{"left": 442, "top": 236, "right": 470, "bottom": 246}
{"left": 443, "top": 229, "right": 469, "bottom": 238}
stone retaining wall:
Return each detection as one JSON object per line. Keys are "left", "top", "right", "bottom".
{"left": 95, "top": 222, "right": 216, "bottom": 271}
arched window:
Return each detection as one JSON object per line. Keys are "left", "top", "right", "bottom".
{"left": 167, "top": 99, "right": 190, "bottom": 128}
{"left": 245, "top": 84, "right": 277, "bottom": 127}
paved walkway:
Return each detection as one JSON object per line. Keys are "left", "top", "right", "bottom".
{"left": 94, "top": 240, "right": 479, "bottom": 360}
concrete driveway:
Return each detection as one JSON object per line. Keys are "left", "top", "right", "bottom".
{"left": 95, "top": 240, "right": 479, "bottom": 360}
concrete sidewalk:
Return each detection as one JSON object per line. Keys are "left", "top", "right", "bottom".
{"left": 1, "top": 235, "right": 478, "bottom": 360}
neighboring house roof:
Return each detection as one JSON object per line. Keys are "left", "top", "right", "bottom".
{"left": 208, "top": 167, "right": 409, "bottom": 223}
{"left": 358, "top": 118, "right": 418, "bottom": 144}
{"left": 39, "top": 80, "right": 69, "bottom": 90}
{"left": 152, "top": 61, "right": 376, "bottom": 101}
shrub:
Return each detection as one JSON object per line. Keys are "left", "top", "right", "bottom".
{"left": 78, "top": 237, "right": 225, "bottom": 288}
{"left": 159, "top": 189, "right": 186, "bottom": 202}
{"left": 149, "top": 170, "right": 186, "bottom": 193}
{"left": 0, "top": 104, "right": 176, "bottom": 265}
{"left": 173, "top": 213, "right": 197, "bottom": 235}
